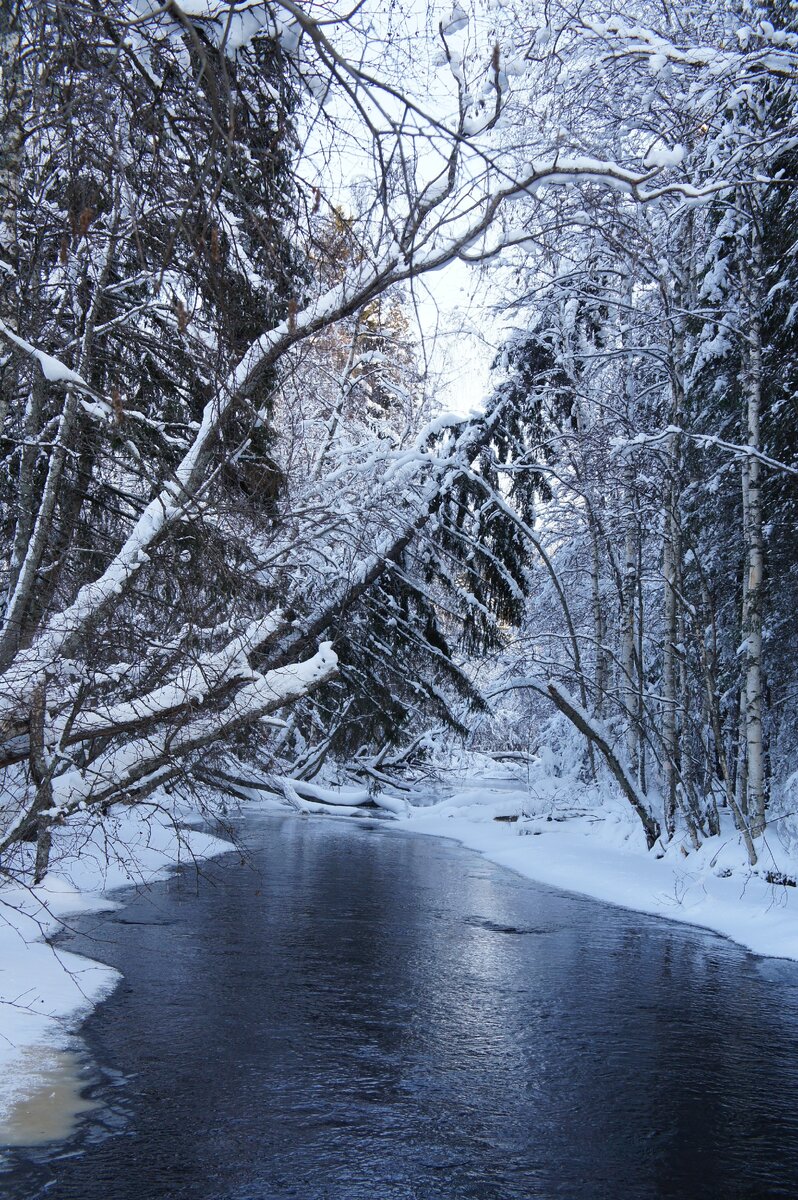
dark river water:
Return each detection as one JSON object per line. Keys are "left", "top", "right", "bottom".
{"left": 4, "top": 813, "right": 798, "bottom": 1200}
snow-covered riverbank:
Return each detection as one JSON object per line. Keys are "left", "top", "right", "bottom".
{"left": 0, "top": 802, "right": 231, "bottom": 1142}
{"left": 403, "top": 780, "right": 798, "bottom": 962}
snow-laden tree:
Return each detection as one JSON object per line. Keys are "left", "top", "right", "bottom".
{"left": 3, "top": 0, "right": 794, "bottom": 879}
{"left": 482, "top": 0, "right": 798, "bottom": 859}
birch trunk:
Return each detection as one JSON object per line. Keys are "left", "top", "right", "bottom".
{"left": 620, "top": 468, "right": 640, "bottom": 780}
{"left": 660, "top": 276, "right": 690, "bottom": 840}
{"left": 0, "top": 1, "right": 22, "bottom": 433}
{"left": 0, "top": 2, "right": 21, "bottom": 280}
{"left": 741, "top": 228, "right": 767, "bottom": 838}
{"left": 589, "top": 516, "right": 608, "bottom": 718}
{"left": 661, "top": 422, "right": 682, "bottom": 837}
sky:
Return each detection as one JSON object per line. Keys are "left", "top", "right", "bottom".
{"left": 412, "top": 257, "right": 498, "bottom": 417}
{"left": 292, "top": 0, "right": 511, "bottom": 418}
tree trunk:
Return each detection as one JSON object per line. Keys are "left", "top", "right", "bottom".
{"left": 0, "top": 1, "right": 22, "bottom": 433}
{"left": 741, "top": 226, "right": 767, "bottom": 838}
{"left": 620, "top": 467, "right": 640, "bottom": 780}
{"left": 28, "top": 684, "right": 54, "bottom": 883}
{"left": 589, "top": 515, "right": 608, "bottom": 718}
{"left": 0, "top": 206, "right": 120, "bottom": 668}
{"left": 661, "top": 428, "right": 681, "bottom": 837}
{"left": 0, "top": 2, "right": 21, "bottom": 283}
{"left": 546, "top": 681, "right": 661, "bottom": 850}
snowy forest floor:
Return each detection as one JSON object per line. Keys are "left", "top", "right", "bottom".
{"left": 3, "top": 768, "right": 798, "bottom": 1141}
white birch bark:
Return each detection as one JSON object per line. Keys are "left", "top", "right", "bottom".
{"left": 0, "top": 0, "right": 22, "bottom": 435}
{"left": 660, "top": 314, "right": 684, "bottom": 841}
{"left": 0, "top": 2, "right": 21, "bottom": 278}
{"left": 620, "top": 467, "right": 640, "bottom": 780}
{"left": 741, "top": 226, "right": 767, "bottom": 837}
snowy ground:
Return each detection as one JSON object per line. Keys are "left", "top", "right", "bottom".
{"left": 403, "top": 772, "right": 798, "bottom": 962}
{"left": 0, "top": 799, "right": 232, "bottom": 1143}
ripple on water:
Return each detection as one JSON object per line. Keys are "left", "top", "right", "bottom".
{"left": 4, "top": 814, "right": 798, "bottom": 1200}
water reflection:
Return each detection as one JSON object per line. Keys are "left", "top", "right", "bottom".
{"left": 0, "top": 1047, "right": 97, "bottom": 1148}
{"left": 3, "top": 814, "right": 798, "bottom": 1199}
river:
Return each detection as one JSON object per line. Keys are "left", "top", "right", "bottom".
{"left": 3, "top": 812, "right": 798, "bottom": 1199}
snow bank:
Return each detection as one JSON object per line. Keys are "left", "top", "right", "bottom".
{"left": 0, "top": 800, "right": 232, "bottom": 1134}
{"left": 404, "top": 779, "right": 798, "bottom": 962}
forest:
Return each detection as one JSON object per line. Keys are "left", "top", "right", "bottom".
{"left": 1, "top": 0, "right": 797, "bottom": 886}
